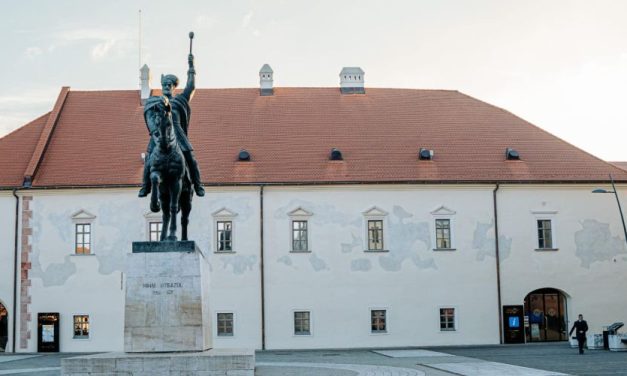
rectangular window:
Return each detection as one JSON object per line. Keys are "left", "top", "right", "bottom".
{"left": 294, "top": 311, "right": 311, "bottom": 335}
{"left": 292, "top": 220, "right": 308, "bottom": 251}
{"left": 440, "top": 308, "right": 455, "bottom": 331}
{"left": 368, "top": 220, "right": 384, "bottom": 250}
{"left": 149, "top": 221, "right": 162, "bottom": 242}
{"left": 435, "top": 219, "right": 451, "bottom": 249}
{"left": 73, "top": 315, "right": 90, "bottom": 338}
{"left": 75, "top": 224, "right": 91, "bottom": 254}
{"left": 537, "top": 220, "right": 553, "bottom": 249}
{"left": 371, "top": 309, "right": 386, "bottom": 333}
{"left": 217, "top": 221, "right": 233, "bottom": 252}
{"left": 217, "top": 312, "right": 234, "bottom": 336}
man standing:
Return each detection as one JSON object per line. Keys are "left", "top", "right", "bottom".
{"left": 569, "top": 314, "right": 589, "bottom": 354}
{"left": 139, "top": 52, "right": 205, "bottom": 198}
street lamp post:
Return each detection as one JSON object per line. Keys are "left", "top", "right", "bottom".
{"left": 592, "top": 174, "right": 627, "bottom": 244}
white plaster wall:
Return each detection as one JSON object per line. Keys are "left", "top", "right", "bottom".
{"left": 15, "top": 183, "right": 627, "bottom": 352}
{"left": 498, "top": 185, "right": 627, "bottom": 335}
{"left": 0, "top": 193, "right": 17, "bottom": 352}
{"left": 200, "top": 188, "right": 262, "bottom": 350}
{"left": 263, "top": 185, "right": 500, "bottom": 349}
{"left": 19, "top": 187, "right": 261, "bottom": 352}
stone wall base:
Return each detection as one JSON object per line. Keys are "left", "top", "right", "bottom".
{"left": 61, "top": 349, "right": 255, "bottom": 376}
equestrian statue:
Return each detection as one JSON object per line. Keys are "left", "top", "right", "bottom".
{"left": 140, "top": 32, "right": 204, "bottom": 241}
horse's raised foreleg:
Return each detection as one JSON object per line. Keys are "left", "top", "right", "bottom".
{"left": 150, "top": 171, "right": 161, "bottom": 213}
{"left": 166, "top": 179, "right": 182, "bottom": 241}
{"left": 160, "top": 184, "right": 171, "bottom": 241}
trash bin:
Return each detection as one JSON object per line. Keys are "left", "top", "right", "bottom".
{"left": 604, "top": 329, "right": 610, "bottom": 350}
{"left": 607, "top": 322, "right": 625, "bottom": 352}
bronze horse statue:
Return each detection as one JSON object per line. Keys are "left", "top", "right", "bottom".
{"left": 145, "top": 96, "right": 193, "bottom": 241}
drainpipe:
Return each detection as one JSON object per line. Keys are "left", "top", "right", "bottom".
{"left": 259, "top": 185, "right": 266, "bottom": 350}
{"left": 11, "top": 188, "right": 19, "bottom": 353}
{"left": 493, "top": 183, "right": 503, "bottom": 344}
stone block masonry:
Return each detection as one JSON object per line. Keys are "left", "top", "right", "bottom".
{"left": 61, "top": 349, "right": 255, "bottom": 376}
{"left": 19, "top": 196, "right": 32, "bottom": 349}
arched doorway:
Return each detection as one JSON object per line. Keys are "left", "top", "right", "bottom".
{"left": 524, "top": 288, "right": 568, "bottom": 342}
{"left": 0, "top": 302, "right": 7, "bottom": 352}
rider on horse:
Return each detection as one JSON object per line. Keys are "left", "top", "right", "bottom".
{"left": 139, "top": 53, "right": 205, "bottom": 198}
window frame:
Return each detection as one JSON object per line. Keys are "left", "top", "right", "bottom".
{"left": 370, "top": 308, "right": 388, "bottom": 334}
{"left": 431, "top": 206, "right": 456, "bottom": 251}
{"left": 216, "top": 311, "right": 235, "bottom": 337}
{"left": 435, "top": 218, "right": 452, "bottom": 250}
{"left": 212, "top": 208, "right": 238, "bottom": 253}
{"left": 71, "top": 210, "right": 96, "bottom": 255}
{"left": 532, "top": 210, "right": 558, "bottom": 251}
{"left": 293, "top": 310, "right": 312, "bottom": 336}
{"left": 536, "top": 219, "right": 556, "bottom": 250}
{"left": 288, "top": 207, "right": 313, "bottom": 253}
{"left": 291, "top": 220, "right": 309, "bottom": 252}
{"left": 216, "top": 220, "right": 234, "bottom": 253}
{"left": 72, "top": 314, "right": 90, "bottom": 340}
{"left": 148, "top": 221, "right": 163, "bottom": 242}
{"left": 363, "top": 207, "right": 389, "bottom": 252}
{"left": 439, "top": 307, "right": 456, "bottom": 332}
{"left": 74, "top": 223, "right": 92, "bottom": 255}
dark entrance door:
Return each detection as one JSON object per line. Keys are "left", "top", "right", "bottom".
{"left": 524, "top": 288, "right": 568, "bottom": 342}
{"left": 0, "top": 303, "right": 7, "bottom": 352}
{"left": 503, "top": 305, "right": 525, "bottom": 343}
{"left": 37, "top": 313, "right": 59, "bottom": 352}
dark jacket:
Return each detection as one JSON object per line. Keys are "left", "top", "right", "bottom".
{"left": 570, "top": 320, "right": 588, "bottom": 337}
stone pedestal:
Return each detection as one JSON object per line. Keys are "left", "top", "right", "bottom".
{"left": 61, "top": 349, "right": 255, "bottom": 376}
{"left": 62, "top": 241, "right": 255, "bottom": 375}
{"left": 124, "top": 241, "right": 211, "bottom": 352}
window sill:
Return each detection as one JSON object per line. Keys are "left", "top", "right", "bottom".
{"left": 214, "top": 251, "right": 236, "bottom": 254}
{"left": 535, "top": 248, "right": 559, "bottom": 252}
{"left": 217, "top": 334, "right": 234, "bottom": 337}
{"left": 433, "top": 248, "right": 457, "bottom": 252}
{"left": 71, "top": 253, "right": 95, "bottom": 256}
{"left": 73, "top": 336, "right": 90, "bottom": 340}
{"left": 290, "top": 250, "right": 312, "bottom": 254}
{"left": 370, "top": 331, "right": 389, "bottom": 335}
{"left": 294, "top": 332, "right": 312, "bottom": 336}
{"left": 364, "top": 249, "right": 389, "bottom": 253}
{"left": 440, "top": 329, "right": 456, "bottom": 332}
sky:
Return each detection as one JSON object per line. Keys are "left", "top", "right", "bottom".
{"left": 2, "top": 0, "right": 627, "bottom": 161}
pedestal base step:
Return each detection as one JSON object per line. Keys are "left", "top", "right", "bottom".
{"left": 61, "top": 348, "right": 255, "bottom": 376}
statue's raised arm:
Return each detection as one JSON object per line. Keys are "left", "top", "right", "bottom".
{"left": 181, "top": 53, "right": 196, "bottom": 101}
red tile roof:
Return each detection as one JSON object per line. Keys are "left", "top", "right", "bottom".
{"left": 611, "top": 162, "right": 627, "bottom": 172}
{"left": 2, "top": 87, "right": 626, "bottom": 188}
{"left": 0, "top": 113, "right": 49, "bottom": 187}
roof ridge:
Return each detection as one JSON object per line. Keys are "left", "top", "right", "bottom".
{"left": 67, "top": 87, "right": 459, "bottom": 92}
{"left": 454, "top": 90, "right": 627, "bottom": 179}
{"left": 23, "top": 86, "right": 70, "bottom": 187}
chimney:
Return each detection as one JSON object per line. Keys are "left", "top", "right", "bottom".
{"left": 259, "top": 64, "right": 274, "bottom": 96}
{"left": 339, "top": 67, "right": 365, "bottom": 94}
{"left": 140, "top": 64, "right": 151, "bottom": 105}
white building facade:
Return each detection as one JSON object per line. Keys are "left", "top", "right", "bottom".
{"left": 1, "top": 182, "right": 626, "bottom": 352}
